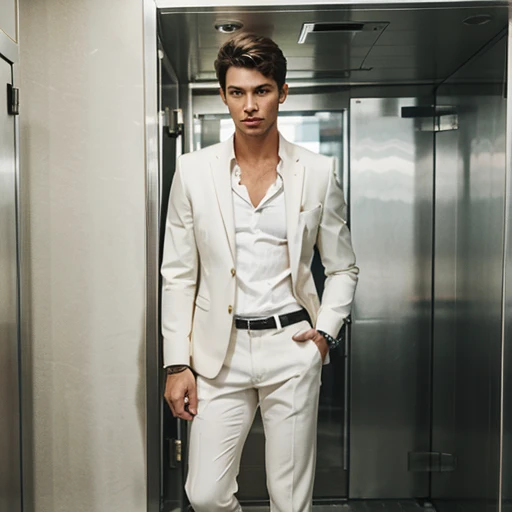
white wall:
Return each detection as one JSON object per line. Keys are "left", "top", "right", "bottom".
{"left": 19, "top": 1, "right": 147, "bottom": 511}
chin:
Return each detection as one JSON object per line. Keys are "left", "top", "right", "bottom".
{"left": 239, "top": 124, "right": 273, "bottom": 137}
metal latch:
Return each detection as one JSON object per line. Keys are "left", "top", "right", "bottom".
{"left": 164, "top": 108, "right": 184, "bottom": 138}
{"left": 169, "top": 438, "right": 182, "bottom": 467}
{"left": 7, "top": 84, "right": 19, "bottom": 115}
{"left": 401, "top": 105, "right": 458, "bottom": 132}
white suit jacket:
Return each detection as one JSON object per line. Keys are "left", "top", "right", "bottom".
{"left": 161, "top": 134, "right": 359, "bottom": 379}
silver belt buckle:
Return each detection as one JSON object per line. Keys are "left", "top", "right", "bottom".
{"left": 247, "top": 318, "right": 252, "bottom": 331}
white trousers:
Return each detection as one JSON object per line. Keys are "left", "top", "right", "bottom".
{"left": 185, "top": 320, "right": 323, "bottom": 512}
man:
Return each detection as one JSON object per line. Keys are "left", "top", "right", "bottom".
{"left": 162, "top": 33, "right": 358, "bottom": 512}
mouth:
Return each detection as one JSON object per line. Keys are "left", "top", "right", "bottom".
{"left": 242, "top": 118, "right": 263, "bottom": 126}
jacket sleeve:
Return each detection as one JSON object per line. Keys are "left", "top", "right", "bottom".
{"left": 161, "top": 156, "right": 198, "bottom": 367}
{"left": 315, "top": 157, "right": 359, "bottom": 338}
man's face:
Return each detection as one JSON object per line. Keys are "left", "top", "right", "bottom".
{"left": 220, "top": 66, "right": 288, "bottom": 138}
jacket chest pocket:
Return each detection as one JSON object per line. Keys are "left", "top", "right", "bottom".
{"left": 299, "top": 204, "right": 322, "bottom": 241}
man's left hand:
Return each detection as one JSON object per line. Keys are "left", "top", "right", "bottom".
{"left": 292, "top": 328, "right": 328, "bottom": 363}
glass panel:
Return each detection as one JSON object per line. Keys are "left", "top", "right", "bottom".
{"left": 193, "top": 111, "right": 348, "bottom": 500}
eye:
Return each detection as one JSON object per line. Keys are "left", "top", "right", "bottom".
{"left": 229, "top": 90, "right": 242, "bottom": 97}
{"left": 256, "top": 89, "right": 269, "bottom": 95}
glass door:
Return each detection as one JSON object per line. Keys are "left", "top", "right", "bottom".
{"left": 193, "top": 111, "right": 349, "bottom": 503}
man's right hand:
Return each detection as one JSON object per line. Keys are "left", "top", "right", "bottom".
{"left": 164, "top": 369, "right": 197, "bottom": 421}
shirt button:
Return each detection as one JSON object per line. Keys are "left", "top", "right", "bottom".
{"left": 231, "top": 268, "right": 236, "bottom": 277}
{"left": 228, "top": 305, "right": 233, "bottom": 314}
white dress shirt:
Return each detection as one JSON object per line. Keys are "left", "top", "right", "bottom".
{"left": 230, "top": 153, "right": 302, "bottom": 319}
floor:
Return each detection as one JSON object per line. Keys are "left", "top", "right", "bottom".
{"left": 244, "top": 501, "right": 435, "bottom": 512}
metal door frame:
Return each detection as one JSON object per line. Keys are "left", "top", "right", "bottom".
{"left": 0, "top": 11, "right": 22, "bottom": 512}
{"left": 498, "top": 5, "right": 512, "bottom": 512}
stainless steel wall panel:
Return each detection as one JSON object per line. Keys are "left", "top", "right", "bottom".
{"left": 349, "top": 97, "right": 433, "bottom": 498}
{"left": 500, "top": 15, "right": 512, "bottom": 507}
{"left": 158, "top": 4, "right": 508, "bottom": 87}
{"left": 431, "top": 39, "right": 506, "bottom": 510}
{"left": 0, "top": 55, "right": 21, "bottom": 512}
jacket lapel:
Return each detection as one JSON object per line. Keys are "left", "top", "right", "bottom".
{"left": 279, "top": 135, "right": 304, "bottom": 290}
{"left": 209, "top": 134, "right": 304, "bottom": 271}
{"left": 210, "top": 137, "right": 236, "bottom": 263}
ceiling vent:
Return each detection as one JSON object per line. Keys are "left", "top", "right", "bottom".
{"left": 298, "top": 21, "right": 386, "bottom": 44}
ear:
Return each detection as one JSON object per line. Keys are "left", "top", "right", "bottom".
{"left": 279, "top": 83, "right": 289, "bottom": 104}
{"left": 219, "top": 87, "right": 228, "bottom": 105}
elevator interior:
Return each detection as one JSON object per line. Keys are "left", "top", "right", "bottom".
{"left": 149, "top": 1, "right": 511, "bottom": 511}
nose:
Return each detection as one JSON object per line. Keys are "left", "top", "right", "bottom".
{"left": 244, "top": 93, "right": 258, "bottom": 114}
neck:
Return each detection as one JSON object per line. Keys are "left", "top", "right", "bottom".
{"left": 234, "top": 128, "right": 279, "bottom": 164}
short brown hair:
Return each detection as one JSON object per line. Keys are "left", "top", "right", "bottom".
{"left": 214, "top": 33, "right": 287, "bottom": 93}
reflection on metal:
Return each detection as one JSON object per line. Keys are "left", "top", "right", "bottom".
{"left": 499, "top": 16, "right": 512, "bottom": 511}
{"left": 349, "top": 96, "right": 433, "bottom": 499}
{"left": 401, "top": 105, "right": 459, "bottom": 132}
{"left": 143, "top": 1, "right": 161, "bottom": 512}
{"left": 416, "top": 114, "right": 459, "bottom": 132}
{"left": 408, "top": 452, "right": 457, "bottom": 473}
{"left": 435, "top": 114, "right": 459, "bottom": 132}
{"left": 431, "top": 34, "right": 506, "bottom": 509}
{"left": 0, "top": 57, "right": 21, "bottom": 512}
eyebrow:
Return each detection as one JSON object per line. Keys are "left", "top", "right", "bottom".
{"left": 227, "top": 83, "right": 274, "bottom": 91}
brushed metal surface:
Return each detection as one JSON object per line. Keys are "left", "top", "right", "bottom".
{"left": 0, "top": 55, "right": 21, "bottom": 512}
{"left": 158, "top": 4, "right": 508, "bottom": 87}
{"left": 145, "top": 1, "right": 162, "bottom": 511}
{"left": 431, "top": 33, "right": 506, "bottom": 512}
{"left": 349, "top": 97, "right": 433, "bottom": 498}
{"left": 500, "top": 16, "right": 512, "bottom": 508}
{"left": 159, "top": 43, "right": 188, "bottom": 512}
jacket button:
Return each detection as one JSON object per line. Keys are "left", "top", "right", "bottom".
{"left": 231, "top": 268, "right": 236, "bottom": 277}
{"left": 228, "top": 305, "right": 233, "bottom": 314}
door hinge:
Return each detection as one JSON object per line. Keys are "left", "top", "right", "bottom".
{"left": 408, "top": 451, "right": 457, "bottom": 472}
{"left": 169, "top": 438, "right": 182, "bottom": 468}
{"left": 7, "top": 84, "right": 19, "bottom": 116}
{"left": 164, "top": 108, "right": 184, "bottom": 138}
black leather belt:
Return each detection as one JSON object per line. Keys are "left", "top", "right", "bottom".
{"left": 234, "top": 309, "right": 310, "bottom": 330}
